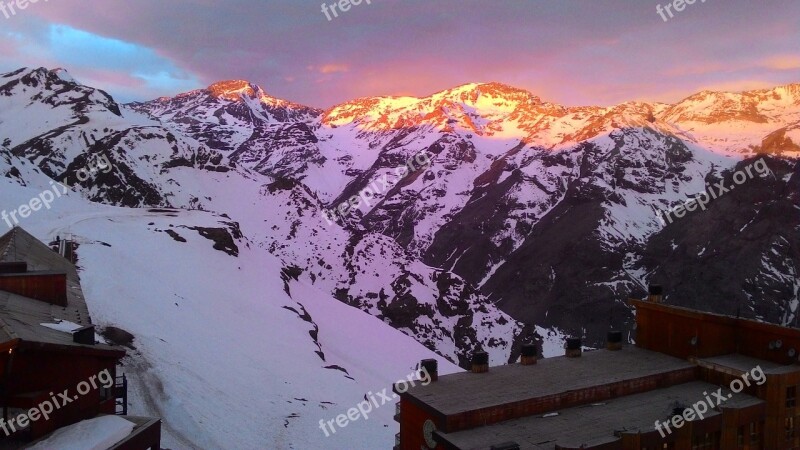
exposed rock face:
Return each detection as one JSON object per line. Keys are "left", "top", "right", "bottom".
{"left": 137, "top": 76, "right": 800, "bottom": 348}
{"left": 3, "top": 66, "right": 799, "bottom": 357}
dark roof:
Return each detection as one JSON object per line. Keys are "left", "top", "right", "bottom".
{"left": 698, "top": 353, "right": 800, "bottom": 375}
{"left": 434, "top": 380, "right": 764, "bottom": 449}
{"left": 0, "top": 227, "right": 76, "bottom": 272}
{"left": 0, "top": 270, "right": 70, "bottom": 277}
{"left": 403, "top": 346, "right": 695, "bottom": 417}
{"left": 0, "top": 227, "right": 120, "bottom": 355}
{"left": 0, "top": 230, "right": 14, "bottom": 260}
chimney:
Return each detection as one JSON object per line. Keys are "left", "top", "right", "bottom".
{"left": 565, "top": 337, "right": 582, "bottom": 358}
{"left": 520, "top": 343, "right": 537, "bottom": 365}
{"left": 420, "top": 359, "right": 438, "bottom": 382}
{"left": 72, "top": 325, "right": 96, "bottom": 345}
{"left": 606, "top": 330, "right": 623, "bottom": 351}
{"left": 471, "top": 351, "right": 489, "bottom": 373}
{"left": 648, "top": 284, "right": 663, "bottom": 303}
{"left": 0, "top": 262, "right": 27, "bottom": 274}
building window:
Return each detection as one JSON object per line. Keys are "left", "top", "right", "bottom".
{"left": 788, "top": 386, "right": 797, "bottom": 408}
{"left": 737, "top": 425, "right": 744, "bottom": 447}
{"left": 787, "top": 416, "right": 796, "bottom": 439}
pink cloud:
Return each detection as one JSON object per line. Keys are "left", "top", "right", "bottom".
{"left": 2, "top": 0, "right": 798, "bottom": 107}
{"left": 762, "top": 56, "right": 800, "bottom": 71}
{"left": 318, "top": 64, "right": 349, "bottom": 75}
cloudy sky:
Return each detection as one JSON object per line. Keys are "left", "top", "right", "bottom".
{"left": 1, "top": 0, "right": 798, "bottom": 108}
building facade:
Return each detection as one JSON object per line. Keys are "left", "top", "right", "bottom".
{"left": 394, "top": 288, "right": 800, "bottom": 449}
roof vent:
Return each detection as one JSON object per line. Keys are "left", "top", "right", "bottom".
{"left": 565, "top": 337, "right": 582, "bottom": 358}
{"left": 72, "top": 325, "right": 96, "bottom": 345}
{"left": 607, "top": 330, "right": 623, "bottom": 351}
{"left": 648, "top": 284, "right": 663, "bottom": 303}
{"left": 520, "top": 343, "right": 537, "bottom": 365}
{"left": 471, "top": 351, "right": 489, "bottom": 373}
{"left": 420, "top": 359, "right": 438, "bottom": 382}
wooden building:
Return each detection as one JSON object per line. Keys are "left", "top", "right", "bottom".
{"left": 0, "top": 227, "right": 161, "bottom": 448}
{"left": 394, "top": 286, "right": 800, "bottom": 449}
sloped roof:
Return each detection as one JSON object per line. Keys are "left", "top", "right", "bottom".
{"left": 0, "top": 227, "right": 78, "bottom": 273}
{"left": 0, "top": 228, "right": 15, "bottom": 262}
{"left": 403, "top": 346, "right": 694, "bottom": 417}
{"left": 0, "top": 227, "right": 121, "bottom": 355}
{"left": 434, "top": 380, "right": 764, "bottom": 449}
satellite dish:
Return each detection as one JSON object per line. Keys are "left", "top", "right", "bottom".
{"left": 788, "top": 348, "right": 797, "bottom": 358}
{"left": 690, "top": 336, "right": 698, "bottom": 346}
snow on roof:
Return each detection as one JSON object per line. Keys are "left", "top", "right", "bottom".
{"left": 28, "top": 415, "right": 135, "bottom": 450}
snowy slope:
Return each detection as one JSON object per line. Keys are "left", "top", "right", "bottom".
{"left": 0, "top": 176, "right": 461, "bottom": 449}
{"left": 24, "top": 66, "right": 797, "bottom": 349}
{"left": 0, "top": 68, "right": 533, "bottom": 449}
{"left": 0, "top": 67, "right": 524, "bottom": 367}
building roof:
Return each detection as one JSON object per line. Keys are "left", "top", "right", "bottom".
{"left": 698, "top": 353, "right": 800, "bottom": 375}
{"left": 631, "top": 298, "right": 800, "bottom": 338}
{"left": 0, "top": 227, "right": 74, "bottom": 272}
{"left": 0, "top": 227, "right": 120, "bottom": 355}
{"left": 404, "top": 346, "right": 695, "bottom": 417}
{"left": 434, "top": 380, "right": 764, "bottom": 450}
{"left": 0, "top": 229, "right": 14, "bottom": 260}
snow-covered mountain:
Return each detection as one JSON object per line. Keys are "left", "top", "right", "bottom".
{"left": 129, "top": 80, "right": 322, "bottom": 180}
{"left": 2, "top": 67, "right": 522, "bottom": 364}
{"left": 1, "top": 66, "right": 798, "bottom": 448}
{"left": 136, "top": 74, "right": 800, "bottom": 344}
{"left": 0, "top": 67, "right": 529, "bottom": 448}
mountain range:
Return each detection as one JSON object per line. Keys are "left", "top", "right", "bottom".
{"left": 0, "top": 66, "right": 798, "bottom": 448}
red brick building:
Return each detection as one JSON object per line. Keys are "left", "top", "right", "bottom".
{"left": 394, "top": 286, "right": 800, "bottom": 449}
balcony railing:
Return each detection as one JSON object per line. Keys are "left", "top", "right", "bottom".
{"left": 114, "top": 374, "right": 128, "bottom": 415}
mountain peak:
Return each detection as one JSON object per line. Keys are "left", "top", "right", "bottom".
{"left": 0, "top": 66, "right": 121, "bottom": 116}
{"left": 15, "top": 67, "right": 75, "bottom": 84}
{"left": 437, "top": 82, "right": 541, "bottom": 103}
{"left": 51, "top": 67, "right": 76, "bottom": 83}
{"left": 207, "top": 80, "right": 258, "bottom": 101}
{"left": 474, "top": 81, "right": 534, "bottom": 95}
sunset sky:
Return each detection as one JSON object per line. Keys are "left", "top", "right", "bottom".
{"left": 1, "top": 0, "right": 798, "bottom": 108}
